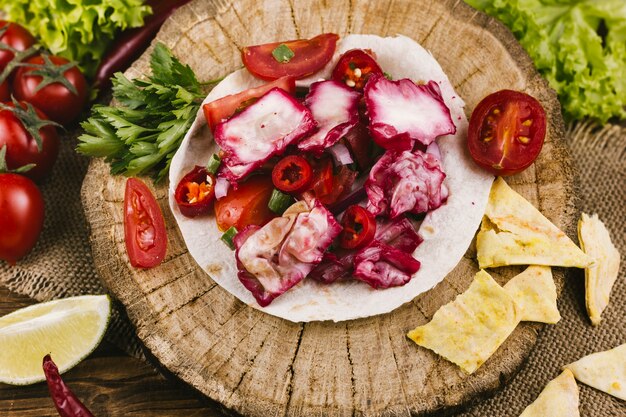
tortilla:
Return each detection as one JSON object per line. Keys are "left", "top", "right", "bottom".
{"left": 477, "top": 177, "right": 592, "bottom": 269}
{"left": 504, "top": 266, "right": 560, "bottom": 324}
{"left": 169, "top": 34, "right": 493, "bottom": 322}
{"left": 578, "top": 213, "right": 621, "bottom": 325}
{"left": 564, "top": 343, "right": 626, "bottom": 401}
{"left": 407, "top": 270, "right": 520, "bottom": 374}
{"left": 519, "top": 369, "right": 580, "bottom": 417}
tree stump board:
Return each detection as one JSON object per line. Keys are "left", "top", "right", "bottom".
{"left": 81, "top": 0, "right": 575, "bottom": 415}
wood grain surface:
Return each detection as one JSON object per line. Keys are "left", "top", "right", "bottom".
{"left": 81, "top": 0, "right": 574, "bottom": 416}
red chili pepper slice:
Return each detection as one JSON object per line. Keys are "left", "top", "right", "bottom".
{"left": 271, "top": 155, "right": 313, "bottom": 193}
{"left": 331, "top": 49, "right": 383, "bottom": 91}
{"left": 174, "top": 165, "right": 215, "bottom": 217}
{"left": 338, "top": 205, "right": 376, "bottom": 249}
{"left": 43, "top": 354, "right": 95, "bottom": 417}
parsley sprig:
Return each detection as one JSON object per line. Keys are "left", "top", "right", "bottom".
{"left": 77, "top": 43, "right": 208, "bottom": 182}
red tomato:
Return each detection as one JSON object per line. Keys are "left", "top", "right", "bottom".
{"left": 338, "top": 205, "right": 376, "bottom": 250}
{"left": 124, "top": 178, "right": 167, "bottom": 268}
{"left": 468, "top": 90, "right": 546, "bottom": 176}
{"left": 13, "top": 55, "right": 88, "bottom": 126}
{"left": 271, "top": 155, "right": 313, "bottom": 193}
{"left": 203, "top": 76, "right": 295, "bottom": 132}
{"left": 242, "top": 33, "right": 339, "bottom": 80}
{"left": 214, "top": 175, "right": 275, "bottom": 231}
{"left": 0, "top": 21, "right": 36, "bottom": 71}
{"left": 174, "top": 166, "right": 215, "bottom": 217}
{"left": 331, "top": 49, "right": 383, "bottom": 91}
{"left": 0, "top": 173, "right": 44, "bottom": 265}
{"left": 311, "top": 158, "right": 356, "bottom": 205}
{"left": 311, "top": 157, "right": 334, "bottom": 200}
{"left": 0, "top": 80, "right": 9, "bottom": 101}
{"left": 0, "top": 101, "right": 60, "bottom": 181}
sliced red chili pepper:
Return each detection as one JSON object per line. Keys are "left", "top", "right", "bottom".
{"left": 43, "top": 354, "right": 95, "bottom": 417}
{"left": 271, "top": 155, "right": 313, "bottom": 193}
{"left": 338, "top": 205, "right": 376, "bottom": 250}
{"left": 174, "top": 165, "right": 215, "bottom": 217}
{"left": 331, "top": 49, "right": 383, "bottom": 91}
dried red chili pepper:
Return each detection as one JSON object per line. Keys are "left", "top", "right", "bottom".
{"left": 43, "top": 355, "right": 95, "bottom": 417}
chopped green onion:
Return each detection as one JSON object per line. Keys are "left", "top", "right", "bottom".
{"left": 272, "top": 44, "right": 295, "bottom": 63}
{"left": 268, "top": 189, "right": 294, "bottom": 215}
{"left": 384, "top": 72, "right": 393, "bottom": 80}
{"left": 221, "top": 226, "right": 238, "bottom": 250}
{"left": 206, "top": 153, "right": 221, "bottom": 175}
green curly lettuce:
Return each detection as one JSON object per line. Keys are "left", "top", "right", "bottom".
{"left": 465, "top": 0, "right": 626, "bottom": 123}
{"left": 0, "top": 0, "right": 152, "bottom": 78}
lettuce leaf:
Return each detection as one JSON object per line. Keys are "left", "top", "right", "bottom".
{"left": 0, "top": 0, "right": 151, "bottom": 78}
{"left": 465, "top": 0, "right": 626, "bottom": 123}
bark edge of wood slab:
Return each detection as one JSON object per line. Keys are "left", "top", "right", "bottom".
{"left": 81, "top": 0, "right": 575, "bottom": 415}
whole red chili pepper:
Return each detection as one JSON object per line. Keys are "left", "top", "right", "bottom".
{"left": 93, "top": 0, "right": 193, "bottom": 90}
{"left": 43, "top": 354, "right": 96, "bottom": 417}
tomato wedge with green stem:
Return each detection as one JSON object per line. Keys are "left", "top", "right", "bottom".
{"left": 338, "top": 205, "right": 376, "bottom": 250}
{"left": 467, "top": 90, "right": 546, "bottom": 176}
{"left": 214, "top": 175, "right": 275, "bottom": 231}
{"left": 203, "top": 76, "right": 295, "bottom": 132}
{"left": 124, "top": 178, "right": 167, "bottom": 268}
{"left": 242, "top": 33, "right": 339, "bottom": 80}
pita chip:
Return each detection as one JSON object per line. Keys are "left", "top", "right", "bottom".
{"left": 407, "top": 270, "right": 519, "bottom": 374}
{"left": 519, "top": 369, "right": 580, "bottom": 417}
{"left": 477, "top": 177, "right": 592, "bottom": 269}
{"left": 564, "top": 343, "right": 626, "bottom": 401}
{"left": 504, "top": 266, "right": 561, "bottom": 324}
{"left": 578, "top": 213, "right": 621, "bottom": 325}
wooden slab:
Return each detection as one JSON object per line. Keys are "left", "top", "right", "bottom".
{"left": 81, "top": 0, "right": 574, "bottom": 415}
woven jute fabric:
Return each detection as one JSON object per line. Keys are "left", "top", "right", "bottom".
{"left": 1, "top": 121, "right": 624, "bottom": 415}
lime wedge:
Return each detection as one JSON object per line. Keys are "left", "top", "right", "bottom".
{"left": 0, "top": 295, "right": 111, "bottom": 385}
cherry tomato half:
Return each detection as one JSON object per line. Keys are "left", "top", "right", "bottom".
{"left": 13, "top": 55, "right": 88, "bottom": 126}
{"left": 0, "top": 173, "right": 44, "bottom": 265}
{"left": 174, "top": 166, "right": 215, "bottom": 217}
{"left": 271, "top": 155, "right": 313, "bottom": 193}
{"left": 0, "top": 21, "right": 36, "bottom": 72}
{"left": 124, "top": 178, "right": 167, "bottom": 269}
{"left": 203, "top": 76, "right": 295, "bottom": 132}
{"left": 338, "top": 205, "right": 376, "bottom": 250}
{"left": 214, "top": 175, "right": 275, "bottom": 231}
{"left": 331, "top": 49, "right": 383, "bottom": 91}
{"left": 242, "top": 33, "right": 339, "bottom": 80}
{"left": 468, "top": 90, "right": 546, "bottom": 176}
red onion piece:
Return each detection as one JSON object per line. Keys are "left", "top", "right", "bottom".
{"left": 327, "top": 143, "right": 354, "bottom": 166}
{"left": 215, "top": 177, "right": 230, "bottom": 200}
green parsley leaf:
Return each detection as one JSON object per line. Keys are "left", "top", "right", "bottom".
{"left": 272, "top": 44, "right": 295, "bottom": 63}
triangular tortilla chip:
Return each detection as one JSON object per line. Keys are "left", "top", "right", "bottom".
{"left": 407, "top": 270, "right": 519, "bottom": 374}
{"left": 519, "top": 369, "right": 579, "bottom": 417}
{"left": 504, "top": 266, "right": 561, "bottom": 324}
{"left": 477, "top": 177, "right": 592, "bottom": 269}
{"left": 564, "top": 343, "right": 626, "bottom": 401}
{"left": 578, "top": 213, "right": 621, "bottom": 325}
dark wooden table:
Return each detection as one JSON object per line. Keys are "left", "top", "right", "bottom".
{"left": 0, "top": 286, "right": 224, "bottom": 417}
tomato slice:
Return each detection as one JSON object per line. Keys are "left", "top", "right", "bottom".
{"left": 338, "top": 205, "right": 376, "bottom": 250}
{"left": 468, "top": 90, "right": 546, "bottom": 176}
{"left": 311, "top": 159, "right": 356, "bottom": 206}
{"left": 214, "top": 175, "right": 275, "bottom": 231}
{"left": 331, "top": 49, "right": 383, "bottom": 91}
{"left": 124, "top": 178, "right": 167, "bottom": 269}
{"left": 271, "top": 155, "right": 313, "bottom": 193}
{"left": 242, "top": 33, "right": 339, "bottom": 80}
{"left": 174, "top": 166, "right": 215, "bottom": 217}
{"left": 202, "top": 76, "right": 296, "bottom": 132}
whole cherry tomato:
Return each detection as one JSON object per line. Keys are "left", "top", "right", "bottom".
{"left": 0, "top": 101, "right": 60, "bottom": 181}
{"left": 124, "top": 178, "right": 167, "bottom": 269}
{"left": 338, "top": 205, "right": 376, "bottom": 250}
{"left": 467, "top": 90, "right": 546, "bottom": 176}
{"left": 331, "top": 49, "right": 383, "bottom": 91}
{"left": 0, "top": 173, "right": 44, "bottom": 265}
{"left": 271, "top": 155, "right": 313, "bottom": 193}
{"left": 242, "top": 33, "right": 338, "bottom": 80}
{"left": 214, "top": 175, "right": 275, "bottom": 231}
{"left": 0, "top": 21, "right": 36, "bottom": 71}
{"left": 13, "top": 55, "right": 88, "bottom": 125}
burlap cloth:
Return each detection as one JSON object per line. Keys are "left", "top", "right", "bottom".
{"left": 1, "top": 120, "right": 624, "bottom": 415}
